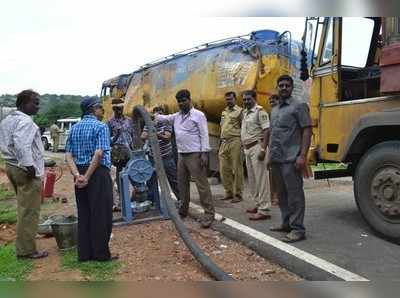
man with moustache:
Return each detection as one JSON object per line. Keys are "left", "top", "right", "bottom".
{"left": 0, "top": 90, "right": 48, "bottom": 259}
{"left": 241, "top": 90, "right": 271, "bottom": 220}
{"left": 268, "top": 75, "right": 312, "bottom": 243}
{"left": 219, "top": 91, "right": 244, "bottom": 203}
{"left": 155, "top": 89, "right": 215, "bottom": 228}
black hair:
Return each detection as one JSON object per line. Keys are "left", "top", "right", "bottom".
{"left": 175, "top": 89, "right": 191, "bottom": 101}
{"left": 242, "top": 89, "right": 256, "bottom": 99}
{"left": 224, "top": 91, "right": 237, "bottom": 99}
{"left": 269, "top": 94, "right": 279, "bottom": 99}
{"left": 153, "top": 106, "right": 164, "bottom": 113}
{"left": 277, "top": 74, "right": 294, "bottom": 86}
{"left": 16, "top": 89, "right": 39, "bottom": 108}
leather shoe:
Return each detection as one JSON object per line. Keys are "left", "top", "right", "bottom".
{"left": 221, "top": 196, "right": 233, "bottom": 201}
{"left": 270, "top": 226, "right": 292, "bottom": 233}
{"left": 18, "top": 251, "right": 48, "bottom": 259}
{"left": 281, "top": 231, "right": 306, "bottom": 243}
{"left": 246, "top": 207, "right": 258, "bottom": 214}
{"left": 231, "top": 195, "right": 243, "bottom": 203}
{"left": 200, "top": 216, "right": 214, "bottom": 229}
{"left": 249, "top": 213, "right": 271, "bottom": 220}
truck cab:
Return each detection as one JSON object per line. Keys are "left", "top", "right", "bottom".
{"left": 303, "top": 17, "right": 400, "bottom": 242}
{"left": 100, "top": 74, "right": 130, "bottom": 121}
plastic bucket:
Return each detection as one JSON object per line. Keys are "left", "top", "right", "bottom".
{"left": 50, "top": 215, "right": 78, "bottom": 250}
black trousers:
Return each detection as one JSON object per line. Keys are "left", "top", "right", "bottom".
{"left": 75, "top": 166, "right": 113, "bottom": 261}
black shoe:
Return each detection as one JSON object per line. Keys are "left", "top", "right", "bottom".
{"left": 200, "top": 215, "right": 214, "bottom": 228}
{"left": 270, "top": 226, "right": 292, "bottom": 233}
{"left": 178, "top": 211, "right": 187, "bottom": 219}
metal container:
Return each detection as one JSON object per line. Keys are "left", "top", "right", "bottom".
{"left": 50, "top": 215, "right": 78, "bottom": 250}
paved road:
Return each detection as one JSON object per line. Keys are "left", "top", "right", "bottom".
{"left": 190, "top": 178, "right": 400, "bottom": 280}
{"left": 45, "top": 151, "right": 399, "bottom": 280}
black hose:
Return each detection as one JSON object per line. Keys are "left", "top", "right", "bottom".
{"left": 132, "top": 105, "right": 234, "bottom": 281}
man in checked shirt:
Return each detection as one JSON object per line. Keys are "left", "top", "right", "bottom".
{"left": 155, "top": 89, "right": 215, "bottom": 228}
{"left": 65, "top": 97, "right": 116, "bottom": 262}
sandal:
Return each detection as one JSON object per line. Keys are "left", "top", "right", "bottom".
{"left": 18, "top": 251, "right": 49, "bottom": 259}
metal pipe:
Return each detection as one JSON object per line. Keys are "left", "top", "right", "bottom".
{"left": 132, "top": 105, "right": 235, "bottom": 281}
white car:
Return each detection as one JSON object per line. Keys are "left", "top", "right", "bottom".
{"left": 41, "top": 118, "right": 81, "bottom": 151}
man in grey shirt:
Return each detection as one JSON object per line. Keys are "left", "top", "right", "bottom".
{"left": 268, "top": 75, "right": 312, "bottom": 243}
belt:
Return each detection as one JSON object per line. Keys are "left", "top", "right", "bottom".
{"left": 244, "top": 140, "right": 259, "bottom": 150}
{"left": 220, "top": 137, "right": 240, "bottom": 143}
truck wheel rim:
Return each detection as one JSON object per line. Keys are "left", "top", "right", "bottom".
{"left": 371, "top": 166, "right": 400, "bottom": 223}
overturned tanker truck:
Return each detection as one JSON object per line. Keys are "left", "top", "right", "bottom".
{"left": 101, "top": 29, "right": 311, "bottom": 172}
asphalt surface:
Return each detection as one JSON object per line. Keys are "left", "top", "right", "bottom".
{"left": 190, "top": 177, "right": 400, "bottom": 281}
{"left": 45, "top": 152, "right": 399, "bottom": 280}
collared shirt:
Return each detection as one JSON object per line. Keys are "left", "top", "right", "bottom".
{"left": 241, "top": 105, "right": 270, "bottom": 145}
{"left": 107, "top": 116, "right": 136, "bottom": 149}
{"left": 0, "top": 111, "right": 45, "bottom": 177}
{"left": 269, "top": 96, "right": 312, "bottom": 163}
{"left": 156, "top": 107, "right": 210, "bottom": 153}
{"left": 143, "top": 119, "right": 173, "bottom": 157}
{"left": 220, "top": 105, "right": 242, "bottom": 139}
{"left": 66, "top": 115, "right": 111, "bottom": 168}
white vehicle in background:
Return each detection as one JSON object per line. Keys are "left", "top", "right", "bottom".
{"left": 41, "top": 118, "right": 80, "bottom": 151}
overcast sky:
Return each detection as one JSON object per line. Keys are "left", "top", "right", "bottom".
{"left": 1, "top": 0, "right": 306, "bottom": 96}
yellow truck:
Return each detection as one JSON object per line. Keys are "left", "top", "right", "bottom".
{"left": 301, "top": 17, "right": 400, "bottom": 242}
{"left": 101, "top": 30, "right": 311, "bottom": 171}
{"left": 101, "top": 19, "right": 400, "bottom": 242}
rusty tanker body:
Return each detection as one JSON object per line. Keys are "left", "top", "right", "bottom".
{"left": 101, "top": 30, "right": 311, "bottom": 170}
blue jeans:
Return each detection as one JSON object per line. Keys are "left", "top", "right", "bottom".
{"left": 148, "top": 154, "right": 180, "bottom": 204}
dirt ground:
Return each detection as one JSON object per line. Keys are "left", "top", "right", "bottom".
{"left": 0, "top": 156, "right": 302, "bottom": 281}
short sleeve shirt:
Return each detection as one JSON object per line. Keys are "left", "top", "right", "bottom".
{"left": 269, "top": 97, "right": 312, "bottom": 163}
{"left": 143, "top": 119, "right": 173, "bottom": 157}
{"left": 220, "top": 105, "right": 242, "bottom": 139}
{"left": 66, "top": 115, "right": 111, "bottom": 168}
{"left": 241, "top": 105, "right": 270, "bottom": 145}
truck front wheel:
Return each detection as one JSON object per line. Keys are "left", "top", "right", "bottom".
{"left": 354, "top": 141, "right": 400, "bottom": 243}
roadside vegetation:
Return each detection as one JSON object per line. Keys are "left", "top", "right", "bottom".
{"left": 0, "top": 94, "right": 95, "bottom": 128}
{"left": 0, "top": 245, "right": 33, "bottom": 281}
{"left": 0, "top": 183, "right": 16, "bottom": 224}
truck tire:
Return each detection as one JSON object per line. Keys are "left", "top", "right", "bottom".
{"left": 42, "top": 137, "right": 50, "bottom": 151}
{"left": 354, "top": 141, "right": 400, "bottom": 243}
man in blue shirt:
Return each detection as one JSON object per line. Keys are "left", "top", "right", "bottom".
{"left": 65, "top": 97, "right": 116, "bottom": 262}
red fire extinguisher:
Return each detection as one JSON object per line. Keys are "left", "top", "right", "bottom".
{"left": 42, "top": 167, "right": 62, "bottom": 199}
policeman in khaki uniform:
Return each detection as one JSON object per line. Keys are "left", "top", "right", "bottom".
{"left": 241, "top": 90, "right": 271, "bottom": 220}
{"left": 219, "top": 91, "right": 244, "bottom": 203}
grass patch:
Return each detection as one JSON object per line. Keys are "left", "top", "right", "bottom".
{"left": 61, "top": 249, "right": 120, "bottom": 281}
{"left": 0, "top": 244, "right": 33, "bottom": 281}
{"left": 0, "top": 201, "right": 17, "bottom": 224}
{"left": 0, "top": 184, "right": 14, "bottom": 201}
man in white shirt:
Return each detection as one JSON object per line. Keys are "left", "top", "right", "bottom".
{"left": 0, "top": 89, "right": 47, "bottom": 259}
{"left": 155, "top": 89, "right": 215, "bottom": 228}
